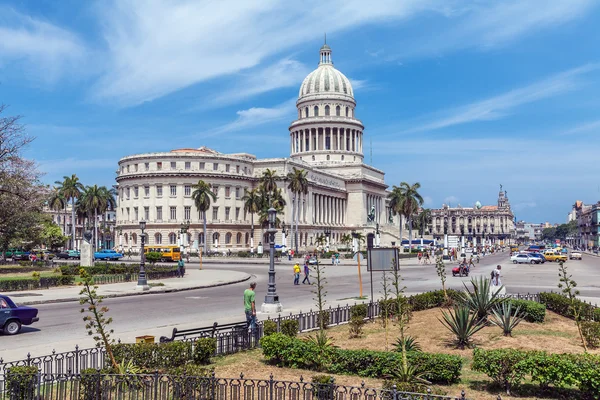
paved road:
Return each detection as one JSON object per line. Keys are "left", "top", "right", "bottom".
{"left": 2, "top": 251, "right": 599, "bottom": 362}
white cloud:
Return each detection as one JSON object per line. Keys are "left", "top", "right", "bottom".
{"left": 401, "top": 64, "right": 599, "bottom": 134}
{"left": 38, "top": 158, "right": 116, "bottom": 175}
{"left": 513, "top": 202, "right": 538, "bottom": 211}
{"left": 444, "top": 196, "right": 459, "bottom": 206}
{"left": 422, "top": 196, "right": 434, "bottom": 206}
{"left": 0, "top": 6, "right": 86, "bottom": 82}
{"left": 559, "top": 119, "right": 600, "bottom": 136}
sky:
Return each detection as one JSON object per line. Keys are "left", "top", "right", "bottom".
{"left": 1, "top": 0, "right": 599, "bottom": 224}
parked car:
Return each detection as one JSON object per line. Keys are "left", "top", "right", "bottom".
{"left": 56, "top": 250, "right": 81, "bottom": 259}
{"left": 528, "top": 253, "right": 546, "bottom": 263}
{"left": 543, "top": 251, "right": 568, "bottom": 262}
{"left": 510, "top": 254, "right": 539, "bottom": 264}
{"left": 0, "top": 295, "right": 39, "bottom": 335}
{"left": 33, "top": 249, "right": 56, "bottom": 260}
{"left": 12, "top": 250, "right": 31, "bottom": 261}
{"left": 308, "top": 257, "right": 318, "bottom": 265}
{"left": 570, "top": 252, "right": 582, "bottom": 260}
{"left": 94, "top": 249, "right": 123, "bottom": 261}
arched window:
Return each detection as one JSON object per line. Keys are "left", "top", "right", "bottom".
{"left": 245, "top": 232, "right": 249, "bottom": 244}
{"left": 326, "top": 155, "right": 330, "bottom": 160}
{"left": 325, "top": 105, "right": 330, "bottom": 116}
{"left": 305, "top": 107, "right": 308, "bottom": 118}
{"left": 169, "top": 232, "right": 177, "bottom": 245}
{"left": 225, "top": 232, "right": 232, "bottom": 244}
{"left": 155, "top": 233, "right": 162, "bottom": 245}
{"left": 123, "top": 233, "right": 128, "bottom": 244}
{"left": 350, "top": 108, "right": 353, "bottom": 118}
{"left": 298, "top": 109, "right": 301, "bottom": 119}
{"left": 131, "top": 233, "right": 137, "bottom": 245}
{"left": 314, "top": 106, "right": 319, "bottom": 116}
{"left": 345, "top": 107, "right": 349, "bottom": 116}
{"left": 213, "top": 232, "right": 220, "bottom": 244}
{"left": 236, "top": 233, "right": 242, "bottom": 244}
{"left": 336, "top": 106, "right": 340, "bottom": 116}
{"left": 199, "top": 233, "right": 204, "bottom": 245}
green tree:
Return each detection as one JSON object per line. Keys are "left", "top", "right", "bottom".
{"left": 388, "top": 185, "right": 405, "bottom": 246}
{"left": 417, "top": 208, "right": 432, "bottom": 238}
{"left": 40, "top": 221, "right": 69, "bottom": 249}
{"left": 242, "top": 188, "right": 262, "bottom": 252}
{"left": 55, "top": 174, "right": 84, "bottom": 249}
{"left": 191, "top": 180, "right": 216, "bottom": 254}
{"left": 558, "top": 261, "right": 587, "bottom": 351}
{"left": 79, "top": 185, "right": 107, "bottom": 250}
{"left": 286, "top": 168, "right": 308, "bottom": 254}
{"left": 400, "top": 182, "right": 424, "bottom": 252}
{"left": 48, "top": 188, "right": 67, "bottom": 244}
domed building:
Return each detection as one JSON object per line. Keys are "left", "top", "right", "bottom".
{"left": 115, "top": 43, "right": 397, "bottom": 254}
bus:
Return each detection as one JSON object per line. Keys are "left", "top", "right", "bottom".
{"left": 144, "top": 246, "right": 181, "bottom": 262}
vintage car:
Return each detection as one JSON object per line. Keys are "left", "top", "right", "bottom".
{"left": 0, "top": 295, "right": 39, "bottom": 335}
{"left": 569, "top": 252, "right": 583, "bottom": 260}
{"left": 543, "top": 251, "right": 568, "bottom": 262}
{"left": 56, "top": 250, "right": 81, "bottom": 259}
{"left": 94, "top": 249, "right": 123, "bottom": 260}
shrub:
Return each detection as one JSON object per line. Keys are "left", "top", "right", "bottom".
{"left": 539, "top": 292, "right": 599, "bottom": 322}
{"left": 6, "top": 366, "right": 38, "bottom": 400}
{"left": 394, "top": 336, "right": 422, "bottom": 353}
{"left": 145, "top": 252, "right": 162, "bottom": 264}
{"left": 281, "top": 319, "right": 299, "bottom": 337}
{"left": 490, "top": 302, "right": 525, "bottom": 337}
{"left": 581, "top": 321, "right": 600, "bottom": 348}
{"left": 510, "top": 299, "right": 546, "bottom": 323}
{"left": 350, "top": 304, "right": 368, "bottom": 319}
{"left": 348, "top": 317, "right": 365, "bottom": 338}
{"left": 112, "top": 341, "right": 192, "bottom": 370}
{"left": 193, "top": 338, "right": 217, "bottom": 365}
{"left": 263, "top": 320, "right": 277, "bottom": 336}
{"left": 311, "top": 375, "right": 335, "bottom": 400}
{"left": 472, "top": 348, "right": 529, "bottom": 395}
{"left": 317, "top": 311, "right": 330, "bottom": 329}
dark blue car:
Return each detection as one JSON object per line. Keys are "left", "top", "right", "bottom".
{"left": 528, "top": 253, "right": 546, "bottom": 263}
{"left": 0, "top": 295, "right": 39, "bottom": 335}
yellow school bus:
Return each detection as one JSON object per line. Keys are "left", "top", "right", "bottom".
{"left": 144, "top": 245, "right": 181, "bottom": 261}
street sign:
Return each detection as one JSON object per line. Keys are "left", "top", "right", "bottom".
{"left": 352, "top": 252, "right": 366, "bottom": 262}
{"left": 367, "top": 248, "right": 399, "bottom": 271}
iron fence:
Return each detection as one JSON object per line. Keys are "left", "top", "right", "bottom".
{"left": 0, "top": 373, "right": 469, "bottom": 400}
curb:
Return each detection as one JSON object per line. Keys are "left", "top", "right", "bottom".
{"left": 18, "top": 274, "right": 251, "bottom": 306}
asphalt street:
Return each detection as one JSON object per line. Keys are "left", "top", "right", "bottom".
{"left": 1, "top": 251, "right": 599, "bottom": 362}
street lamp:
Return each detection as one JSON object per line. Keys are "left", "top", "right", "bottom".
{"left": 261, "top": 207, "right": 282, "bottom": 313}
{"left": 180, "top": 220, "right": 190, "bottom": 259}
{"left": 136, "top": 220, "right": 149, "bottom": 291}
{"left": 324, "top": 227, "right": 331, "bottom": 252}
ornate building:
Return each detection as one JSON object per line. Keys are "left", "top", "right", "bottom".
{"left": 430, "top": 189, "right": 515, "bottom": 249}
{"left": 115, "top": 43, "right": 400, "bottom": 253}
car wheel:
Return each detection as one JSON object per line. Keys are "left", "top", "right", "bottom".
{"left": 530, "top": 260, "right": 535, "bottom": 264}
{"left": 513, "top": 260, "right": 517, "bottom": 264}
{"left": 4, "top": 320, "right": 21, "bottom": 335}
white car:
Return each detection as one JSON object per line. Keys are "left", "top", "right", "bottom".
{"left": 510, "top": 254, "right": 538, "bottom": 264}
{"left": 570, "top": 252, "right": 582, "bottom": 260}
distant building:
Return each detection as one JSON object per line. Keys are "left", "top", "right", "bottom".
{"left": 575, "top": 201, "right": 600, "bottom": 250}
{"left": 43, "top": 205, "right": 116, "bottom": 250}
{"left": 430, "top": 188, "right": 515, "bottom": 249}
{"left": 515, "top": 221, "right": 543, "bottom": 243}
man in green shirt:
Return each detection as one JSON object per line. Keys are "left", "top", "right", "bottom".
{"left": 244, "top": 282, "right": 257, "bottom": 330}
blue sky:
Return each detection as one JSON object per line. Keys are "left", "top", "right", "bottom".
{"left": 1, "top": 0, "right": 599, "bottom": 224}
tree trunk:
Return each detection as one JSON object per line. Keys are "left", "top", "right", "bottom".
{"left": 408, "top": 216, "right": 413, "bottom": 253}
{"left": 71, "top": 200, "right": 76, "bottom": 250}
{"left": 399, "top": 215, "right": 403, "bottom": 252}
{"left": 203, "top": 215, "right": 207, "bottom": 255}
{"left": 295, "top": 194, "right": 300, "bottom": 254}
{"left": 291, "top": 195, "right": 296, "bottom": 253}
{"left": 250, "top": 213, "right": 254, "bottom": 252}
{"left": 94, "top": 209, "right": 98, "bottom": 252}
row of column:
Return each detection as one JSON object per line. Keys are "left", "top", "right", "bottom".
{"left": 366, "top": 194, "right": 382, "bottom": 223}
{"left": 313, "top": 193, "right": 345, "bottom": 225}
{"left": 291, "top": 127, "right": 362, "bottom": 154}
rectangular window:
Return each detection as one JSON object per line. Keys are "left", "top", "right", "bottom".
{"left": 235, "top": 187, "right": 240, "bottom": 199}
{"left": 156, "top": 206, "right": 162, "bottom": 221}
{"left": 243, "top": 166, "right": 247, "bottom": 174}
{"left": 185, "top": 161, "right": 191, "bottom": 170}
{"left": 145, "top": 163, "right": 149, "bottom": 171}
{"left": 144, "top": 206, "right": 149, "bottom": 220}
{"left": 134, "top": 186, "right": 139, "bottom": 198}
{"left": 225, "top": 187, "right": 230, "bottom": 197}
{"left": 212, "top": 207, "right": 218, "bottom": 221}
{"left": 134, "top": 164, "right": 138, "bottom": 172}
{"left": 157, "top": 162, "right": 162, "bottom": 170}
{"left": 236, "top": 165, "right": 240, "bottom": 173}
{"left": 171, "top": 161, "right": 176, "bottom": 170}
{"left": 184, "top": 206, "right": 191, "bottom": 220}
{"left": 225, "top": 164, "right": 230, "bottom": 172}
{"left": 235, "top": 207, "right": 240, "bottom": 220}
{"left": 126, "top": 187, "right": 130, "bottom": 199}
{"left": 134, "top": 207, "right": 139, "bottom": 221}
{"left": 212, "top": 185, "right": 219, "bottom": 196}
{"left": 170, "top": 206, "right": 177, "bottom": 220}
{"left": 144, "top": 186, "right": 150, "bottom": 197}
{"left": 170, "top": 185, "right": 177, "bottom": 197}
{"left": 127, "top": 165, "right": 130, "bottom": 172}
{"left": 184, "top": 185, "right": 191, "bottom": 196}
{"left": 156, "top": 185, "right": 163, "bottom": 197}
{"left": 225, "top": 207, "right": 230, "bottom": 221}
{"left": 200, "top": 162, "right": 205, "bottom": 170}
{"left": 213, "top": 163, "right": 218, "bottom": 171}
{"left": 126, "top": 207, "right": 130, "bottom": 220}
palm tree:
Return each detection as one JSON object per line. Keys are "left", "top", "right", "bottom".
{"left": 388, "top": 185, "right": 406, "bottom": 247}
{"left": 417, "top": 208, "right": 432, "bottom": 238}
{"left": 191, "top": 180, "right": 216, "bottom": 254}
{"left": 242, "top": 188, "right": 262, "bottom": 252}
{"left": 260, "top": 168, "right": 278, "bottom": 206}
{"left": 80, "top": 185, "right": 109, "bottom": 250}
{"left": 401, "top": 182, "right": 424, "bottom": 252}
{"left": 48, "top": 189, "right": 67, "bottom": 246}
{"left": 340, "top": 233, "right": 352, "bottom": 251}
{"left": 354, "top": 232, "right": 366, "bottom": 251}
{"left": 287, "top": 168, "right": 308, "bottom": 254}
{"left": 55, "top": 174, "right": 84, "bottom": 249}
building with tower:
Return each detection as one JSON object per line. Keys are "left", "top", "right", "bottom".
{"left": 114, "top": 42, "right": 401, "bottom": 253}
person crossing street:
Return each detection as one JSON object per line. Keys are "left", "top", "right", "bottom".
{"left": 293, "top": 262, "right": 301, "bottom": 285}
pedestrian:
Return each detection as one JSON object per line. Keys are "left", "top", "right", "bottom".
{"left": 335, "top": 253, "right": 340, "bottom": 265}
{"left": 177, "top": 258, "right": 185, "bottom": 278}
{"left": 293, "top": 262, "right": 301, "bottom": 285}
{"left": 331, "top": 255, "right": 335, "bottom": 265}
{"left": 244, "top": 282, "right": 257, "bottom": 331}
{"left": 491, "top": 265, "right": 502, "bottom": 286}
{"left": 417, "top": 251, "right": 423, "bottom": 264}
{"left": 424, "top": 251, "right": 430, "bottom": 264}
{"left": 302, "top": 262, "right": 311, "bottom": 284}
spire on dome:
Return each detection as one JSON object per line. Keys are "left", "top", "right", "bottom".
{"left": 319, "top": 35, "right": 332, "bottom": 65}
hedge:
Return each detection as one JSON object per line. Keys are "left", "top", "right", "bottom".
{"left": 510, "top": 299, "right": 546, "bottom": 323}
{"left": 260, "top": 333, "right": 462, "bottom": 384}
{"left": 539, "top": 292, "right": 600, "bottom": 322}
{"left": 59, "top": 264, "right": 177, "bottom": 276}
{"left": 112, "top": 341, "right": 192, "bottom": 369}
{"left": 0, "top": 276, "right": 75, "bottom": 292}
{"left": 5, "top": 366, "right": 38, "bottom": 400}
{"left": 472, "top": 348, "right": 600, "bottom": 397}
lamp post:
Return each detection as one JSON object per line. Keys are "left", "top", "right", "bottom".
{"left": 324, "top": 227, "right": 331, "bottom": 252}
{"left": 261, "top": 207, "right": 283, "bottom": 313}
{"left": 136, "top": 220, "right": 149, "bottom": 291}
{"left": 180, "top": 220, "right": 190, "bottom": 260}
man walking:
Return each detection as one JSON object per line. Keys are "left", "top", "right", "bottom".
{"left": 244, "top": 282, "right": 257, "bottom": 331}
{"left": 293, "top": 262, "right": 301, "bottom": 285}
{"left": 177, "top": 258, "right": 185, "bottom": 278}
{"left": 302, "top": 262, "right": 311, "bottom": 284}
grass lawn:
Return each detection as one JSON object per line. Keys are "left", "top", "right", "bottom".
{"left": 0, "top": 271, "right": 59, "bottom": 281}
{"left": 211, "top": 308, "right": 596, "bottom": 400}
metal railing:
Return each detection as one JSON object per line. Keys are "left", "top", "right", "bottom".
{"left": 0, "top": 373, "right": 468, "bottom": 400}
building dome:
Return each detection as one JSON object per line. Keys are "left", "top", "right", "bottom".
{"left": 298, "top": 44, "right": 354, "bottom": 102}
{"left": 475, "top": 201, "right": 482, "bottom": 209}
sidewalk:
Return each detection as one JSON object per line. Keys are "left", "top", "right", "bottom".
{"left": 7, "top": 269, "right": 251, "bottom": 306}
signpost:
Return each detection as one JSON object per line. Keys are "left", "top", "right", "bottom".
{"left": 366, "top": 247, "right": 399, "bottom": 303}
{"left": 352, "top": 251, "right": 366, "bottom": 298}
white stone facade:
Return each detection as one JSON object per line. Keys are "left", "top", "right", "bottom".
{"left": 115, "top": 44, "right": 398, "bottom": 252}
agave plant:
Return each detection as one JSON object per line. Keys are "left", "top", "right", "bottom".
{"left": 305, "top": 331, "right": 336, "bottom": 371}
{"left": 385, "top": 363, "right": 431, "bottom": 394}
{"left": 439, "top": 305, "right": 486, "bottom": 349}
{"left": 394, "top": 336, "right": 422, "bottom": 353}
{"left": 460, "top": 276, "right": 506, "bottom": 321}
{"left": 490, "top": 302, "right": 525, "bottom": 337}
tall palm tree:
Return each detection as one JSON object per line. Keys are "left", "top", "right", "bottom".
{"left": 98, "top": 186, "right": 117, "bottom": 248}
{"left": 354, "top": 232, "right": 366, "bottom": 251}
{"left": 340, "top": 233, "right": 352, "bottom": 251}
{"left": 417, "top": 208, "right": 432, "bottom": 238}
{"left": 286, "top": 167, "right": 308, "bottom": 254}
{"left": 260, "top": 168, "right": 278, "bottom": 206}
{"left": 400, "top": 182, "right": 424, "bottom": 251}
{"left": 191, "top": 180, "right": 216, "bottom": 254}
{"left": 80, "top": 185, "right": 107, "bottom": 250}
{"left": 388, "top": 185, "right": 406, "bottom": 247}
{"left": 55, "top": 174, "right": 84, "bottom": 249}
{"left": 48, "top": 189, "right": 67, "bottom": 245}
{"left": 242, "top": 188, "right": 262, "bottom": 252}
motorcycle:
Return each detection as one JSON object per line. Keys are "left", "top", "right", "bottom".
{"left": 452, "top": 263, "right": 470, "bottom": 277}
